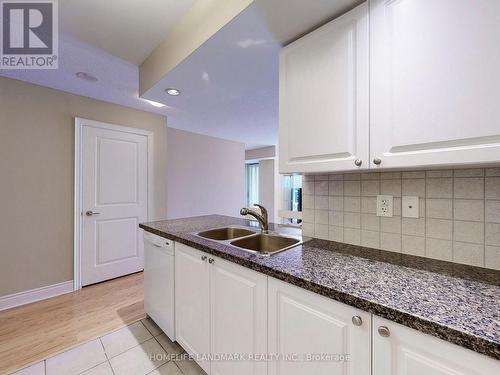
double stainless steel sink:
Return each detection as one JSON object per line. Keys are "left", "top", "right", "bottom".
{"left": 196, "top": 226, "right": 302, "bottom": 256}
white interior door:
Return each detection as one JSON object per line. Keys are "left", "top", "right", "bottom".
{"left": 81, "top": 120, "right": 149, "bottom": 286}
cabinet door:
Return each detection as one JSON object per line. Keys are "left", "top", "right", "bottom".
{"left": 370, "top": 0, "right": 500, "bottom": 169}
{"left": 279, "top": 2, "right": 369, "bottom": 173}
{"left": 373, "top": 316, "right": 500, "bottom": 374}
{"left": 268, "top": 278, "right": 371, "bottom": 375}
{"left": 209, "top": 256, "right": 267, "bottom": 375}
{"left": 175, "top": 243, "right": 210, "bottom": 373}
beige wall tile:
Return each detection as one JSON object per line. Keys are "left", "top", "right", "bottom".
{"left": 485, "top": 177, "right": 500, "bottom": 200}
{"left": 426, "top": 238, "right": 453, "bottom": 261}
{"left": 314, "top": 195, "right": 329, "bottom": 210}
{"left": 302, "top": 181, "right": 314, "bottom": 195}
{"left": 315, "top": 175, "right": 329, "bottom": 181}
{"left": 315, "top": 181, "right": 329, "bottom": 196}
{"left": 344, "top": 228, "right": 361, "bottom": 245}
{"left": 454, "top": 199, "right": 484, "bottom": 222}
{"left": 315, "top": 210, "right": 329, "bottom": 224}
{"left": 361, "top": 172, "right": 380, "bottom": 180}
{"left": 454, "top": 168, "right": 484, "bottom": 177}
{"left": 394, "top": 198, "right": 402, "bottom": 216}
{"left": 426, "top": 178, "right": 453, "bottom": 198}
{"left": 426, "top": 199, "right": 453, "bottom": 219}
{"left": 402, "top": 171, "right": 425, "bottom": 179}
{"left": 361, "top": 230, "right": 380, "bottom": 248}
{"left": 329, "top": 196, "right": 343, "bottom": 211}
{"left": 485, "top": 200, "right": 500, "bottom": 223}
{"left": 302, "top": 209, "right": 314, "bottom": 223}
{"left": 380, "top": 232, "right": 401, "bottom": 252}
{"left": 402, "top": 179, "right": 426, "bottom": 197}
{"left": 454, "top": 177, "right": 484, "bottom": 199}
{"left": 344, "top": 180, "right": 361, "bottom": 196}
{"left": 314, "top": 224, "right": 329, "bottom": 240}
{"left": 426, "top": 218, "right": 452, "bottom": 240}
{"left": 485, "top": 246, "right": 500, "bottom": 270}
{"left": 344, "top": 173, "right": 361, "bottom": 181}
{"left": 380, "top": 179, "right": 402, "bottom": 197}
{"left": 380, "top": 171, "right": 402, "bottom": 179}
{"left": 485, "top": 168, "right": 500, "bottom": 177}
{"left": 380, "top": 216, "right": 401, "bottom": 234}
{"left": 453, "top": 242, "right": 484, "bottom": 267}
{"left": 453, "top": 221, "right": 484, "bottom": 244}
{"left": 361, "top": 197, "right": 377, "bottom": 214}
{"left": 426, "top": 170, "right": 453, "bottom": 178}
{"left": 302, "top": 223, "right": 314, "bottom": 237}
{"left": 402, "top": 235, "right": 425, "bottom": 256}
{"left": 361, "top": 214, "right": 380, "bottom": 231}
{"left": 302, "top": 195, "right": 314, "bottom": 209}
{"left": 329, "top": 173, "right": 344, "bottom": 180}
{"left": 329, "top": 211, "right": 343, "bottom": 227}
{"left": 485, "top": 223, "right": 500, "bottom": 246}
{"left": 329, "top": 226, "right": 343, "bottom": 242}
{"left": 303, "top": 175, "right": 315, "bottom": 181}
{"left": 344, "top": 212, "right": 361, "bottom": 229}
{"left": 361, "top": 180, "right": 380, "bottom": 197}
{"left": 329, "top": 180, "right": 344, "bottom": 196}
{"left": 344, "top": 197, "right": 361, "bottom": 212}
{"left": 402, "top": 218, "right": 425, "bottom": 236}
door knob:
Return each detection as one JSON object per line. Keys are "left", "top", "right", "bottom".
{"left": 352, "top": 316, "right": 363, "bottom": 326}
{"left": 354, "top": 159, "right": 362, "bottom": 167}
{"left": 208, "top": 258, "right": 215, "bottom": 264}
{"left": 373, "top": 158, "right": 382, "bottom": 165}
{"left": 378, "top": 326, "right": 390, "bottom": 337}
{"left": 201, "top": 255, "right": 207, "bottom": 261}
{"left": 85, "top": 210, "right": 101, "bottom": 216}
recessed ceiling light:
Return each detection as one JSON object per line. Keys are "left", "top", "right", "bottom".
{"left": 75, "top": 71, "right": 98, "bottom": 82}
{"left": 142, "top": 99, "right": 166, "bottom": 108}
{"left": 165, "top": 88, "right": 180, "bottom": 96}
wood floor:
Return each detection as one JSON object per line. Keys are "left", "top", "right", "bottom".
{"left": 0, "top": 272, "right": 145, "bottom": 375}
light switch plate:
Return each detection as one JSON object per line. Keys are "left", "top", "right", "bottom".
{"left": 377, "top": 195, "right": 393, "bottom": 217}
{"left": 402, "top": 196, "right": 419, "bottom": 218}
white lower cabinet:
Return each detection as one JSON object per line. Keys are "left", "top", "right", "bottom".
{"left": 268, "top": 277, "right": 371, "bottom": 375}
{"left": 174, "top": 243, "right": 267, "bottom": 375}
{"left": 373, "top": 316, "right": 500, "bottom": 375}
{"left": 175, "top": 243, "right": 211, "bottom": 372}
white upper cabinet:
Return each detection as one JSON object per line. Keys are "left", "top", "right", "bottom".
{"left": 279, "top": 2, "right": 369, "bottom": 173}
{"left": 373, "top": 316, "right": 500, "bottom": 375}
{"left": 268, "top": 278, "right": 371, "bottom": 375}
{"left": 370, "top": 0, "right": 500, "bottom": 169}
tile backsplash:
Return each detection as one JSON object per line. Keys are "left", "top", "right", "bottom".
{"left": 302, "top": 168, "right": 500, "bottom": 270}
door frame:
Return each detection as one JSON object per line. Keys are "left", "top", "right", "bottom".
{"left": 73, "top": 117, "right": 154, "bottom": 290}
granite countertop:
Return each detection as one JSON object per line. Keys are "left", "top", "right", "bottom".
{"left": 139, "top": 214, "right": 500, "bottom": 360}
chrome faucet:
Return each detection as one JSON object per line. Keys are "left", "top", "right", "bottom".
{"left": 240, "top": 204, "right": 269, "bottom": 234}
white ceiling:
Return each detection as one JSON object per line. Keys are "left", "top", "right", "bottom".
{"left": 60, "top": 0, "right": 194, "bottom": 65}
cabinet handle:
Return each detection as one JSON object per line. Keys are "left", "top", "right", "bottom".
{"left": 373, "top": 158, "right": 382, "bottom": 165}
{"left": 378, "top": 326, "right": 390, "bottom": 337}
{"left": 208, "top": 258, "right": 215, "bottom": 264}
{"left": 201, "top": 255, "right": 207, "bottom": 261}
{"left": 354, "top": 159, "right": 362, "bottom": 167}
{"left": 352, "top": 316, "right": 363, "bottom": 326}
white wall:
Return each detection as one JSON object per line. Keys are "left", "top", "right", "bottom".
{"left": 258, "top": 159, "right": 276, "bottom": 222}
{"left": 167, "top": 128, "right": 245, "bottom": 219}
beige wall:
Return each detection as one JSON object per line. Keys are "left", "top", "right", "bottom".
{"left": 0, "top": 77, "right": 168, "bottom": 297}
{"left": 167, "top": 128, "right": 245, "bottom": 219}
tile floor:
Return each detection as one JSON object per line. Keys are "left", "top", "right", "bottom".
{"left": 11, "top": 317, "right": 206, "bottom": 375}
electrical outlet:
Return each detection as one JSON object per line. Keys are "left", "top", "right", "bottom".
{"left": 377, "top": 195, "right": 393, "bottom": 217}
{"left": 402, "top": 196, "right": 419, "bottom": 218}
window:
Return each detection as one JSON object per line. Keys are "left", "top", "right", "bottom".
{"left": 245, "top": 163, "right": 259, "bottom": 207}
{"left": 281, "top": 175, "right": 302, "bottom": 224}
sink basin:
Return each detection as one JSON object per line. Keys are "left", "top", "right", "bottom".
{"left": 197, "top": 227, "right": 256, "bottom": 241}
{"left": 230, "top": 233, "right": 301, "bottom": 255}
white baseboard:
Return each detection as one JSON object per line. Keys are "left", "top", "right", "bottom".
{"left": 0, "top": 280, "right": 74, "bottom": 311}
